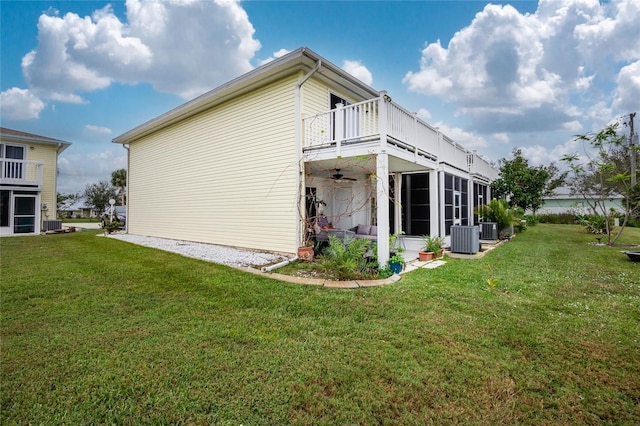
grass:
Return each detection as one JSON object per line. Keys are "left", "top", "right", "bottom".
{"left": 1, "top": 225, "right": 639, "bottom": 424}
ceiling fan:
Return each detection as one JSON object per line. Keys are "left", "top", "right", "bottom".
{"left": 330, "top": 169, "right": 357, "bottom": 181}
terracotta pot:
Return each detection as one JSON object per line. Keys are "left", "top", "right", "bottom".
{"left": 297, "top": 246, "right": 314, "bottom": 261}
{"left": 418, "top": 251, "right": 435, "bottom": 261}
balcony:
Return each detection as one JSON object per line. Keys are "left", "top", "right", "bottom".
{"left": 304, "top": 96, "right": 482, "bottom": 171}
{"left": 1, "top": 159, "right": 43, "bottom": 188}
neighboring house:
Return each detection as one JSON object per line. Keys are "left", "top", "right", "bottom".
{"left": 59, "top": 196, "right": 98, "bottom": 219}
{"left": 536, "top": 187, "right": 625, "bottom": 215}
{"left": 113, "top": 47, "right": 498, "bottom": 264}
{"left": 1, "top": 127, "right": 71, "bottom": 236}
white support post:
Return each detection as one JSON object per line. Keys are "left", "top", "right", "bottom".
{"left": 394, "top": 172, "right": 402, "bottom": 234}
{"left": 335, "top": 103, "right": 344, "bottom": 157}
{"left": 467, "top": 179, "right": 474, "bottom": 225}
{"left": 438, "top": 168, "right": 446, "bottom": 236}
{"left": 429, "top": 169, "right": 439, "bottom": 236}
{"left": 376, "top": 153, "right": 390, "bottom": 267}
{"left": 413, "top": 112, "right": 419, "bottom": 163}
{"left": 378, "top": 91, "right": 388, "bottom": 151}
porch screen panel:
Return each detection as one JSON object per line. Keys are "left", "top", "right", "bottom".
{"left": 1, "top": 191, "right": 9, "bottom": 227}
{"left": 473, "top": 183, "right": 488, "bottom": 223}
{"left": 401, "top": 173, "right": 430, "bottom": 236}
{"left": 444, "top": 174, "right": 469, "bottom": 233}
{"left": 444, "top": 174, "right": 454, "bottom": 234}
{"left": 461, "top": 177, "right": 469, "bottom": 226}
{"left": 14, "top": 196, "right": 35, "bottom": 233}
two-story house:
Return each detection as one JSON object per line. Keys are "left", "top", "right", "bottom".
{"left": 113, "top": 47, "right": 497, "bottom": 264}
{"left": 1, "top": 128, "right": 71, "bottom": 236}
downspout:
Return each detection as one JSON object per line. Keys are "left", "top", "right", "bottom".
{"left": 294, "top": 57, "right": 322, "bottom": 248}
{"left": 122, "top": 144, "right": 129, "bottom": 234}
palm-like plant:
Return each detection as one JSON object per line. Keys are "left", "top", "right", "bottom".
{"left": 475, "top": 199, "right": 520, "bottom": 239}
{"left": 111, "top": 169, "right": 127, "bottom": 206}
{"left": 318, "top": 236, "right": 374, "bottom": 280}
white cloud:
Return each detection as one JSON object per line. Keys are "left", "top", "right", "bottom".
{"left": 57, "top": 147, "right": 126, "bottom": 194}
{"left": 85, "top": 124, "right": 112, "bottom": 134}
{"left": 342, "top": 60, "right": 373, "bottom": 86}
{"left": 403, "top": 0, "right": 640, "bottom": 135}
{"left": 0, "top": 88, "right": 45, "bottom": 120}
{"left": 258, "top": 48, "right": 291, "bottom": 66}
{"left": 492, "top": 133, "right": 510, "bottom": 144}
{"left": 416, "top": 108, "right": 432, "bottom": 121}
{"left": 21, "top": 0, "right": 261, "bottom": 102}
{"left": 519, "top": 137, "right": 581, "bottom": 166}
{"left": 612, "top": 61, "right": 640, "bottom": 112}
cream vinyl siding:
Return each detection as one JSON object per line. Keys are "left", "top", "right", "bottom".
{"left": 302, "top": 77, "right": 361, "bottom": 117}
{"left": 28, "top": 143, "right": 58, "bottom": 213}
{"left": 128, "top": 75, "right": 299, "bottom": 253}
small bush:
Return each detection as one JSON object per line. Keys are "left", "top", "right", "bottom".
{"left": 317, "top": 236, "right": 378, "bottom": 280}
{"left": 576, "top": 214, "right": 609, "bottom": 234}
{"left": 537, "top": 213, "right": 577, "bottom": 224}
{"left": 523, "top": 215, "right": 539, "bottom": 226}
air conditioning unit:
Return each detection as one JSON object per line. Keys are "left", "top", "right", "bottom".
{"left": 42, "top": 220, "right": 62, "bottom": 231}
{"left": 451, "top": 225, "right": 480, "bottom": 254}
{"left": 479, "top": 222, "right": 498, "bottom": 241}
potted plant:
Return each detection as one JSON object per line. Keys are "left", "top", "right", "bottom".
{"left": 297, "top": 238, "right": 315, "bottom": 261}
{"left": 388, "top": 253, "right": 404, "bottom": 274}
{"left": 418, "top": 235, "right": 444, "bottom": 261}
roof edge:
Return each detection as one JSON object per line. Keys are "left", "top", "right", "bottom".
{"left": 113, "top": 47, "right": 380, "bottom": 144}
{"left": 1, "top": 127, "right": 72, "bottom": 153}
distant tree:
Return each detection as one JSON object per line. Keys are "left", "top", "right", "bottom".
{"left": 111, "top": 168, "right": 127, "bottom": 206}
{"left": 491, "top": 148, "right": 566, "bottom": 214}
{"left": 84, "top": 181, "right": 118, "bottom": 215}
{"left": 562, "top": 123, "right": 640, "bottom": 245}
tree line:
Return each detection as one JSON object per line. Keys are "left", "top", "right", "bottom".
{"left": 57, "top": 169, "right": 127, "bottom": 216}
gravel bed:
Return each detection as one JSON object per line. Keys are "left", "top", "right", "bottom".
{"left": 106, "top": 233, "right": 288, "bottom": 267}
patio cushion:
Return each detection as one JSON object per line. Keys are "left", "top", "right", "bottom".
{"left": 369, "top": 225, "right": 377, "bottom": 236}
{"left": 357, "top": 224, "right": 372, "bottom": 235}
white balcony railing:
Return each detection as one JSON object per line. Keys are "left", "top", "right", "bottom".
{"left": 468, "top": 152, "right": 499, "bottom": 181}
{"left": 1, "top": 159, "right": 43, "bottom": 187}
{"left": 303, "top": 96, "right": 441, "bottom": 162}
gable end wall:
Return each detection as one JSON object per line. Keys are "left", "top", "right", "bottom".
{"left": 128, "top": 75, "right": 299, "bottom": 253}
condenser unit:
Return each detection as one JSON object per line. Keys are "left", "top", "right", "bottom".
{"left": 451, "top": 225, "right": 480, "bottom": 254}
{"left": 42, "top": 220, "right": 62, "bottom": 231}
{"left": 479, "top": 222, "right": 498, "bottom": 241}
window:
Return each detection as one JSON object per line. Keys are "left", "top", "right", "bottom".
{"left": 1, "top": 143, "right": 26, "bottom": 180}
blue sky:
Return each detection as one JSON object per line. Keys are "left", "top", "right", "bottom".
{"left": 1, "top": 0, "right": 638, "bottom": 194}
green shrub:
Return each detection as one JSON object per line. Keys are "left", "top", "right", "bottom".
{"left": 475, "top": 199, "right": 520, "bottom": 238}
{"left": 576, "top": 214, "right": 608, "bottom": 234}
{"left": 536, "top": 213, "right": 577, "bottom": 224}
{"left": 317, "top": 236, "right": 378, "bottom": 280}
{"left": 523, "top": 215, "right": 539, "bottom": 226}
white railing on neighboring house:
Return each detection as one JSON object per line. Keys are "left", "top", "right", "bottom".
{"left": 0, "top": 159, "right": 43, "bottom": 187}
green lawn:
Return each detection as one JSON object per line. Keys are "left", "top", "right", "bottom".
{"left": 1, "top": 225, "right": 639, "bottom": 424}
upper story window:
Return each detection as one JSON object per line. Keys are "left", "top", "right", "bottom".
{"left": 0, "top": 144, "right": 26, "bottom": 160}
